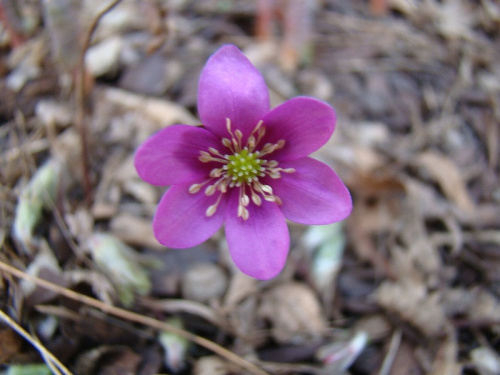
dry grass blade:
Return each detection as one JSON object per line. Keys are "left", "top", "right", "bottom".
{"left": 0, "top": 260, "right": 270, "bottom": 375}
{"left": 0, "top": 308, "right": 73, "bottom": 375}
{"left": 75, "top": 0, "right": 124, "bottom": 206}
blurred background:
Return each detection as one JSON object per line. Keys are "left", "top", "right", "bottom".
{"left": 0, "top": 0, "right": 499, "bottom": 374}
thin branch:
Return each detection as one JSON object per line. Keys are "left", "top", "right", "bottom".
{"left": 0, "top": 260, "right": 269, "bottom": 375}
{"left": 74, "top": 0, "right": 123, "bottom": 206}
{"left": 0, "top": 308, "right": 73, "bottom": 375}
{"left": 378, "top": 329, "right": 402, "bottom": 375}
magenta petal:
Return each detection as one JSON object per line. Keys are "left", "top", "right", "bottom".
{"left": 262, "top": 97, "right": 336, "bottom": 161}
{"left": 134, "top": 125, "right": 221, "bottom": 186}
{"left": 198, "top": 45, "right": 270, "bottom": 139}
{"left": 225, "top": 191, "right": 289, "bottom": 280}
{"left": 153, "top": 185, "right": 226, "bottom": 248}
{"left": 273, "top": 157, "right": 352, "bottom": 224}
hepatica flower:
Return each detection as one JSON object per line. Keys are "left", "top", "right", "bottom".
{"left": 134, "top": 45, "right": 352, "bottom": 280}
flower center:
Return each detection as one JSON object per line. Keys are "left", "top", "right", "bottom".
{"left": 189, "top": 118, "right": 295, "bottom": 220}
{"left": 226, "top": 149, "right": 262, "bottom": 185}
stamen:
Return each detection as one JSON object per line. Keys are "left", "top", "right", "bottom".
{"left": 247, "top": 135, "right": 256, "bottom": 151}
{"left": 189, "top": 180, "right": 211, "bottom": 194}
{"left": 235, "top": 129, "right": 243, "bottom": 144}
{"left": 205, "top": 184, "right": 217, "bottom": 196}
{"left": 206, "top": 194, "right": 223, "bottom": 217}
{"left": 251, "top": 192, "right": 262, "bottom": 206}
{"left": 210, "top": 168, "right": 222, "bottom": 178}
{"left": 237, "top": 204, "right": 249, "bottom": 220}
{"left": 261, "top": 185, "right": 273, "bottom": 194}
{"left": 206, "top": 204, "right": 217, "bottom": 217}
{"left": 189, "top": 183, "right": 202, "bottom": 194}
{"left": 194, "top": 121, "right": 292, "bottom": 219}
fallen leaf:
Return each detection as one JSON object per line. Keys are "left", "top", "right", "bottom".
{"left": 416, "top": 151, "right": 475, "bottom": 213}
{"left": 258, "top": 282, "right": 325, "bottom": 343}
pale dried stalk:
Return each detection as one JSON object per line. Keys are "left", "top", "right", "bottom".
{"left": 0, "top": 260, "right": 269, "bottom": 375}
{"left": 0, "top": 308, "right": 73, "bottom": 375}
{"left": 75, "top": 0, "right": 124, "bottom": 205}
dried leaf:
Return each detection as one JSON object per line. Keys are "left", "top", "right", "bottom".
{"left": 0, "top": 328, "right": 23, "bottom": 363}
{"left": 416, "top": 151, "right": 475, "bottom": 213}
{"left": 193, "top": 356, "right": 231, "bottom": 375}
{"left": 110, "top": 212, "right": 162, "bottom": 250}
{"left": 376, "top": 280, "right": 447, "bottom": 337}
{"left": 88, "top": 233, "right": 152, "bottom": 307}
{"left": 317, "top": 331, "right": 368, "bottom": 373}
{"left": 471, "top": 347, "right": 500, "bottom": 375}
{"left": 181, "top": 263, "right": 228, "bottom": 303}
{"left": 258, "top": 282, "right": 325, "bottom": 343}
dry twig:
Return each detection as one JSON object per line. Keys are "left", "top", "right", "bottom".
{"left": 0, "top": 308, "right": 73, "bottom": 375}
{"left": 74, "top": 0, "right": 124, "bottom": 206}
{"left": 0, "top": 260, "right": 270, "bottom": 375}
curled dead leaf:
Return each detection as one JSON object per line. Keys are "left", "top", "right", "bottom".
{"left": 258, "top": 282, "right": 325, "bottom": 344}
{"left": 376, "top": 280, "right": 447, "bottom": 337}
{"left": 416, "top": 151, "right": 475, "bottom": 214}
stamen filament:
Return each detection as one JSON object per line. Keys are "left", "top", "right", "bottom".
{"left": 193, "top": 119, "right": 293, "bottom": 219}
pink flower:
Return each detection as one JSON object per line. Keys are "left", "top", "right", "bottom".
{"left": 134, "top": 45, "right": 352, "bottom": 280}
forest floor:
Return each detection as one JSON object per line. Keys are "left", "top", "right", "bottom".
{"left": 1, "top": 0, "right": 500, "bottom": 374}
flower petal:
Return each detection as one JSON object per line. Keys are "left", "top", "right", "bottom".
{"left": 225, "top": 191, "right": 289, "bottom": 280}
{"left": 262, "top": 97, "right": 336, "bottom": 161}
{"left": 272, "top": 157, "right": 352, "bottom": 224}
{"left": 198, "top": 45, "right": 270, "bottom": 139}
{"left": 134, "top": 125, "right": 221, "bottom": 186}
{"left": 153, "top": 184, "right": 226, "bottom": 248}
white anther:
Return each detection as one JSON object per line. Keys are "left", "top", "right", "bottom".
{"left": 261, "top": 185, "right": 273, "bottom": 194}
{"left": 252, "top": 193, "right": 262, "bottom": 206}
{"left": 205, "top": 185, "right": 216, "bottom": 196}
{"left": 241, "top": 194, "right": 250, "bottom": 206}
{"left": 206, "top": 204, "right": 217, "bottom": 217}
{"left": 238, "top": 205, "right": 249, "bottom": 220}
{"left": 189, "top": 183, "right": 202, "bottom": 194}
{"left": 210, "top": 168, "right": 222, "bottom": 178}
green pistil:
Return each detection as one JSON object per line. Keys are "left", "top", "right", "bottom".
{"left": 226, "top": 149, "right": 261, "bottom": 184}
